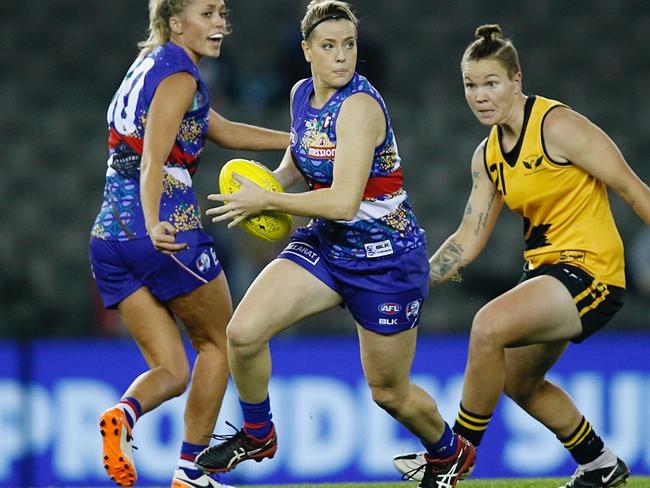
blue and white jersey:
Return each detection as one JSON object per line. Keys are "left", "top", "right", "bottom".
{"left": 290, "top": 72, "right": 426, "bottom": 260}
{"left": 91, "top": 42, "right": 210, "bottom": 241}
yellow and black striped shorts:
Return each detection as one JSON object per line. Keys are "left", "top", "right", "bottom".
{"left": 519, "top": 263, "right": 625, "bottom": 343}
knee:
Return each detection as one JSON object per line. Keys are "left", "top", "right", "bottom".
{"left": 469, "top": 307, "right": 504, "bottom": 351}
{"left": 368, "top": 383, "right": 405, "bottom": 417}
{"left": 226, "top": 319, "right": 265, "bottom": 352}
{"left": 170, "top": 377, "right": 189, "bottom": 398}
{"left": 163, "top": 363, "right": 190, "bottom": 398}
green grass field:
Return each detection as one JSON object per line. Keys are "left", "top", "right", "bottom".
{"left": 242, "top": 478, "right": 650, "bottom": 488}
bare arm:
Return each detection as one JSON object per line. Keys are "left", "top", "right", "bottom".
{"left": 544, "top": 107, "right": 650, "bottom": 226}
{"left": 140, "top": 72, "right": 195, "bottom": 254}
{"left": 271, "top": 80, "right": 309, "bottom": 189}
{"left": 429, "top": 141, "right": 504, "bottom": 286}
{"left": 273, "top": 147, "right": 303, "bottom": 189}
{"left": 207, "top": 92, "right": 384, "bottom": 224}
{"left": 207, "top": 109, "right": 289, "bottom": 151}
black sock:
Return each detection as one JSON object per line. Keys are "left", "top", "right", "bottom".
{"left": 558, "top": 416, "right": 604, "bottom": 465}
{"left": 452, "top": 403, "right": 491, "bottom": 447}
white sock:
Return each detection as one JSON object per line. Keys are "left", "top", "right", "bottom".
{"left": 581, "top": 447, "right": 617, "bottom": 471}
{"left": 177, "top": 458, "right": 198, "bottom": 471}
{"left": 118, "top": 401, "right": 138, "bottom": 428}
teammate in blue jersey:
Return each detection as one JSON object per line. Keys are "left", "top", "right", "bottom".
{"left": 88, "top": 1, "right": 288, "bottom": 487}
{"left": 194, "top": 2, "right": 474, "bottom": 487}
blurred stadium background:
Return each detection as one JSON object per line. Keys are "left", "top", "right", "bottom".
{"left": 1, "top": 1, "right": 649, "bottom": 486}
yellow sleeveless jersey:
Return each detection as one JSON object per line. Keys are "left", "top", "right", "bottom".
{"left": 484, "top": 95, "right": 625, "bottom": 287}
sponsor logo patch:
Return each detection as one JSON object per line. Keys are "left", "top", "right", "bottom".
{"left": 308, "top": 146, "right": 336, "bottom": 159}
{"left": 559, "top": 250, "right": 586, "bottom": 263}
{"left": 302, "top": 121, "right": 336, "bottom": 160}
{"left": 364, "top": 240, "right": 394, "bottom": 258}
{"left": 282, "top": 241, "right": 320, "bottom": 266}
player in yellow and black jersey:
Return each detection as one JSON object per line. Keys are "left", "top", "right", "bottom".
{"left": 392, "top": 24, "right": 650, "bottom": 488}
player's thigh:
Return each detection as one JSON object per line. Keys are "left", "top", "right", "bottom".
{"left": 228, "top": 258, "right": 343, "bottom": 345}
{"left": 357, "top": 325, "right": 417, "bottom": 390}
{"left": 504, "top": 341, "right": 568, "bottom": 399}
{"left": 476, "top": 275, "right": 582, "bottom": 346}
{"left": 168, "top": 271, "right": 233, "bottom": 349}
{"left": 118, "top": 287, "right": 188, "bottom": 373}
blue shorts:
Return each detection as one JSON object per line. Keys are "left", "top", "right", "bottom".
{"left": 89, "top": 229, "right": 223, "bottom": 309}
{"left": 278, "top": 228, "right": 430, "bottom": 335}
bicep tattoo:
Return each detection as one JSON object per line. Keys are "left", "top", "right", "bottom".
{"left": 473, "top": 189, "right": 497, "bottom": 236}
{"left": 472, "top": 169, "right": 480, "bottom": 190}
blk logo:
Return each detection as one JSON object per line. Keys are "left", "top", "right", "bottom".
{"left": 379, "top": 318, "right": 399, "bottom": 325}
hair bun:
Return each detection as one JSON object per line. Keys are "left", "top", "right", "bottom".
{"left": 475, "top": 24, "right": 503, "bottom": 42}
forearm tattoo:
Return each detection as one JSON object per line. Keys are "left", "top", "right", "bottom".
{"left": 430, "top": 239, "right": 465, "bottom": 286}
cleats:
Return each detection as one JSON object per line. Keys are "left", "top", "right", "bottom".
{"left": 394, "top": 451, "right": 428, "bottom": 481}
{"left": 99, "top": 407, "right": 137, "bottom": 487}
{"left": 413, "top": 434, "right": 476, "bottom": 488}
{"left": 171, "top": 467, "right": 235, "bottom": 488}
{"left": 394, "top": 446, "right": 475, "bottom": 483}
{"left": 561, "top": 457, "right": 630, "bottom": 488}
{"left": 195, "top": 422, "right": 277, "bottom": 473}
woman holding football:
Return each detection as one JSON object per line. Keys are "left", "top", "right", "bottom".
{"left": 88, "top": 1, "right": 288, "bottom": 487}
{"left": 195, "top": 2, "right": 474, "bottom": 487}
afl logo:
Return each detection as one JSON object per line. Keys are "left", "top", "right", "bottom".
{"left": 379, "top": 303, "right": 401, "bottom": 315}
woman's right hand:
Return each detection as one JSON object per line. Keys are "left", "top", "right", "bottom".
{"left": 147, "top": 221, "right": 188, "bottom": 254}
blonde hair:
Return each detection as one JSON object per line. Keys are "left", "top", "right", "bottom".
{"left": 301, "top": 0, "right": 358, "bottom": 41}
{"left": 461, "top": 24, "right": 521, "bottom": 79}
{"left": 137, "top": 0, "right": 231, "bottom": 54}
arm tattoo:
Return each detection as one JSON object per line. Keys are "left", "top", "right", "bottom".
{"left": 473, "top": 190, "right": 497, "bottom": 236}
{"left": 430, "top": 239, "right": 465, "bottom": 286}
{"left": 472, "top": 170, "right": 480, "bottom": 190}
{"left": 475, "top": 212, "right": 487, "bottom": 236}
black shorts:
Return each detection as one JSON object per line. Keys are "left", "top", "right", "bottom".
{"left": 519, "top": 263, "right": 625, "bottom": 343}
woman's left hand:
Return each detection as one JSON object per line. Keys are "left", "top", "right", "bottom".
{"left": 206, "top": 173, "right": 267, "bottom": 228}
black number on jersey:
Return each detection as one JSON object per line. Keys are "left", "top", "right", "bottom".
{"left": 489, "top": 162, "right": 507, "bottom": 195}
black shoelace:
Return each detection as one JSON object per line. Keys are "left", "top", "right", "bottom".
{"left": 403, "top": 462, "right": 427, "bottom": 481}
{"left": 209, "top": 421, "right": 246, "bottom": 446}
